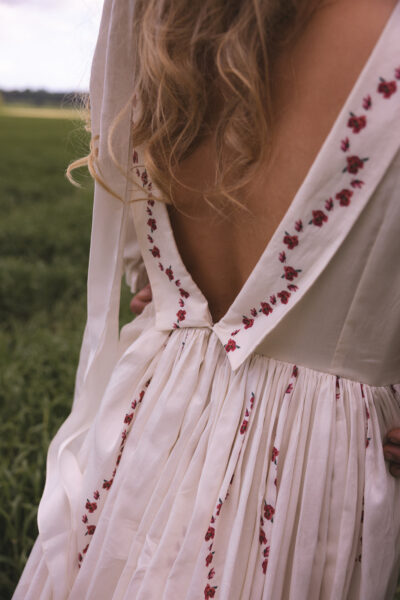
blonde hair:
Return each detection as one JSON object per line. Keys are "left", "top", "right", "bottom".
{"left": 67, "top": 0, "right": 320, "bottom": 209}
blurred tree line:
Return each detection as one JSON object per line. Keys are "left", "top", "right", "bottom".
{"left": 0, "top": 89, "right": 80, "bottom": 108}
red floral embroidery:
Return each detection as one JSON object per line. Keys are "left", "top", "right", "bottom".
{"left": 377, "top": 78, "right": 397, "bottom": 98}
{"left": 395, "top": 67, "right": 400, "bottom": 80}
{"left": 350, "top": 179, "right": 364, "bottom": 189}
{"left": 335, "top": 188, "right": 353, "bottom": 206}
{"left": 225, "top": 338, "right": 239, "bottom": 352}
{"left": 362, "top": 95, "right": 372, "bottom": 110}
{"left": 345, "top": 155, "right": 367, "bottom": 174}
{"left": 283, "top": 266, "right": 300, "bottom": 280}
{"left": 205, "top": 552, "right": 214, "bottom": 567}
{"left": 132, "top": 150, "right": 139, "bottom": 164}
{"left": 208, "top": 568, "right": 216, "bottom": 580}
{"left": 277, "top": 290, "right": 291, "bottom": 304}
{"left": 295, "top": 219, "right": 303, "bottom": 232}
{"left": 341, "top": 137, "right": 350, "bottom": 152}
{"left": 242, "top": 316, "right": 254, "bottom": 329}
{"left": 287, "top": 284, "right": 298, "bottom": 292}
{"left": 179, "top": 288, "right": 190, "bottom": 298}
{"left": 150, "top": 246, "right": 160, "bottom": 258}
{"left": 264, "top": 502, "right": 275, "bottom": 521}
{"left": 271, "top": 446, "right": 279, "bottom": 463}
{"left": 147, "top": 218, "right": 157, "bottom": 232}
{"left": 85, "top": 500, "right": 97, "bottom": 513}
{"left": 260, "top": 301, "right": 273, "bottom": 315}
{"left": 259, "top": 527, "right": 267, "bottom": 545}
{"left": 176, "top": 309, "right": 186, "bottom": 322}
{"left": 292, "top": 365, "right": 298, "bottom": 377}
{"left": 269, "top": 294, "right": 277, "bottom": 305}
{"left": 283, "top": 233, "right": 299, "bottom": 250}
{"left": 279, "top": 251, "right": 286, "bottom": 263}
{"left": 310, "top": 209, "right": 328, "bottom": 227}
{"left": 165, "top": 266, "right": 174, "bottom": 281}
{"left": 204, "top": 584, "right": 217, "bottom": 599}
{"left": 347, "top": 113, "right": 366, "bottom": 134}
{"left": 86, "top": 525, "right": 96, "bottom": 536}
{"left": 240, "top": 419, "right": 248, "bottom": 434}
{"left": 205, "top": 527, "right": 215, "bottom": 541}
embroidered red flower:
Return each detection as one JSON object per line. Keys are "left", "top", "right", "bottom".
{"left": 285, "top": 383, "right": 293, "bottom": 394}
{"left": 93, "top": 490, "right": 100, "bottom": 500}
{"left": 158, "top": 262, "right": 164, "bottom": 271}
{"left": 225, "top": 338, "right": 238, "bottom": 352}
{"left": 242, "top": 316, "right": 254, "bottom": 329}
{"left": 283, "top": 266, "right": 299, "bottom": 281}
{"left": 174, "top": 279, "right": 181, "bottom": 287}
{"left": 204, "top": 584, "right": 217, "bottom": 599}
{"left": 146, "top": 207, "right": 152, "bottom": 216}
{"left": 350, "top": 179, "right": 364, "bottom": 189}
{"left": 124, "top": 413, "right": 133, "bottom": 425}
{"left": 294, "top": 219, "right": 303, "bottom": 232}
{"left": 150, "top": 246, "right": 160, "bottom": 258}
{"left": 325, "top": 198, "right": 334, "bottom": 211}
{"left": 216, "top": 499, "right": 222, "bottom": 516}
{"left": 259, "top": 527, "right": 267, "bottom": 545}
{"left": 148, "top": 199, "right": 155, "bottom": 207}
{"left": 83, "top": 544, "right": 89, "bottom": 554}
{"left": 271, "top": 446, "right": 279, "bottom": 462}
{"left": 240, "top": 419, "right": 248, "bottom": 434}
{"left": 341, "top": 137, "right": 350, "bottom": 152}
{"left": 208, "top": 568, "right": 215, "bottom": 580}
{"left": 377, "top": 78, "right": 397, "bottom": 98}
{"left": 347, "top": 114, "right": 366, "bottom": 134}
{"left": 262, "top": 559, "right": 269, "bottom": 574}
{"left": 165, "top": 266, "right": 174, "bottom": 281}
{"left": 179, "top": 288, "right": 190, "bottom": 298}
{"left": 132, "top": 150, "right": 139, "bottom": 164}
{"left": 205, "top": 526, "right": 215, "bottom": 541}
{"left": 279, "top": 251, "right": 286, "bottom": 263}
{"left": 230, "top": 329, "right": 240, "bottom": 336}
{"left": 260, "top": 302, "right": 273, "bottom": 315}
{"left": 147, "top": 218, "right": 157, "bottom": 232}
{"left": 335, "top": 188, "right": 353, "bottom": 206}
{"left": 141, "top": 170, "right": 148, "bottom": 186}
{"left": 86, "top": 525, "right": 96, "bottom": 536}
{"left": 205, "top": 552, "right": 214, "bottom": 567}
{"left": 176, "top": 309, "right": 186, "bottom": 322}
{"left": 85, "top": 500, "right": 97, "bottom": 513}
{"left": 283, "top": 234, "right": 299, "bottom": 250}
{"left": 287, "top": 284, "right": 298, "bottom": 292}
{"left": 250, "top": 307, "right": 258, "bottom": 317}
{"left": 269, "top": 294, "right": 277, "bottom": 305}
{"left": 292, "top": 365, "right": 298, "bottom": 377}
{"left": 345, "top": 155, "right": 365, "bottom": 174}
{"left": 147, "top": 235, "right": 153, "bottom": 243}
{"left": 277, "top": 290, "right": 291, "bottom": 304}
{"left": 102, "top": 478, "right": 113, "bottom": 490}
{"left": 82, "top": 514, "right": 88, "bottom": 524}
{"left": 264, "top": 503, "right": 275, "bottom": 521}
{"left": 362, "top": 95, "right": 372, "bottom": 110}
{"left": 179, "top": 298, "right": 184, "bottom": 307}
{"left": 310, "top": 209, "right": 328, "bottom": 227}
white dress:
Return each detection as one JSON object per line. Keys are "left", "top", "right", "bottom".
{"left": 13, "top": 1, "right": 400, "bottom": 599}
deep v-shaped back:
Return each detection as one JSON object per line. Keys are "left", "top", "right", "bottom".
{"left": 163, "top": 0, "right": 399, "bottom": 323}
{"left": 130, "top": 0, "right": 400, "bottom": 371}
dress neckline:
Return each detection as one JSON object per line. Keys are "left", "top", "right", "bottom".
{"left": 131, "top": 0, "right": 400, "bottom": 370}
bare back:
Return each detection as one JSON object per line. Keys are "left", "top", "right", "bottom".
{"left": 167, "top": 0, "right": 398, "bottom": 323}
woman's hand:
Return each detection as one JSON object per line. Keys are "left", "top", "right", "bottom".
{"left": 383, "top": 428, "right": 400, "bottom": 477}
{"left": 129, "top": 283, "right": 152, "bottom": 315}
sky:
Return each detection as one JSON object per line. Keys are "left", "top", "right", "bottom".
{"left": 0, "top": 0, "right": 104, "bottom": 92}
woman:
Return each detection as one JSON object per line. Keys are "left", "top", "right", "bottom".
{"left": 13, "top": 0, "right": 400, "bottom": 598}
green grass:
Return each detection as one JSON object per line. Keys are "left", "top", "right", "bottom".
{"left": 0, "top": 111, "right": 131, "bottom": 597}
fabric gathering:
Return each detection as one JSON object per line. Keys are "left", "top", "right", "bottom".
{"left": 12, "top": 0, "right": 400, "bottom": 599}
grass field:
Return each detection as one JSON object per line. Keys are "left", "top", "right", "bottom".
{"left": 0, "top": 107, "right": 131, "bottom": 597}
{"left": 0, "top": 107, "right": 399, "bottom": 599}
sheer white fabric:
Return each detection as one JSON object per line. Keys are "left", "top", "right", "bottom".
{"left": 13, "top": 1, "right": 400, "bottom": 599}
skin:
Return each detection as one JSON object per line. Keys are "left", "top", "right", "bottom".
{"left": 129, "top": 0, "right": 400, "bottom": 477}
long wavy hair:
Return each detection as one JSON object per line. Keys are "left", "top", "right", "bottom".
{"left": 67, "top": 0, "right": 320, "bottom": 209}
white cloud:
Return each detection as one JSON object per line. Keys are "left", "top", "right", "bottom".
{"left": 0, "top": 0, "right": 104, "bottom": 91}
